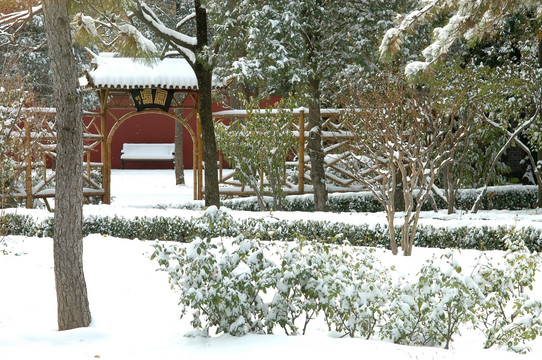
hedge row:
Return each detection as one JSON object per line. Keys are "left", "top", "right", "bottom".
{"left": 3, "top": 210, "right": 541, "bottom": 252}
{"left": 184, "top": 185, "right": 537, "bottom": 212}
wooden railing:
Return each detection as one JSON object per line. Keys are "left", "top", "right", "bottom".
{"left": 2, "top": 108, "right": 104, "bottom": 210}
{"left": 212, "top": 107, "right": 363, "bottom": 197}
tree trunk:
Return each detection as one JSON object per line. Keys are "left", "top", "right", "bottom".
{"left": 195, "top": 1, "right": 220, "bottom": 207}
{"left": 173, "top": 0, "right": 185, "bottom": 186}
{"left": 43, "top": 0, "right": 91, "bottom": 330}
{"left": 174, "top": 120, "right": 185, "bottom": 185}
{"left": 394, "top": 169, "right": 405, "bottom": 212}
{"left": 537, "top": 37, "right": 542, "bottom": 208}
{"left": 308, "top": 78, "right": 328, "bottom": 211}
{"left": 443, "top": 162, "right": 455, "bottom": 214}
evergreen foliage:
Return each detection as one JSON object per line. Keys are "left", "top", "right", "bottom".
{"left": 216, "top": 98, "right": 296, "bottom": 210}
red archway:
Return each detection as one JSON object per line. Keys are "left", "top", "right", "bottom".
{"left": 85, "top": 88, "right": 203, "bottom": 203}
{"left": 105, "top": 109, "right": 199, "bottom": 200}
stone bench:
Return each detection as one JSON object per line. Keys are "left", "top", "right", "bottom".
{"left": 120, "top": 143, "right": 175, "bottom": 169}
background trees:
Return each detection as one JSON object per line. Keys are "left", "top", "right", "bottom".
{"left": 1, "top": 1, "right": 541, "bottom": 260}
{"left": 380, "top": 0, "right": 542, "bottom": 207}
{"left": 220, "top": 0, "right": 409, "bottom": 211}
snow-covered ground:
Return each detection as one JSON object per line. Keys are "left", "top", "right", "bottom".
{"left": 1, "top": 170, "right": 541, "bottom": 359}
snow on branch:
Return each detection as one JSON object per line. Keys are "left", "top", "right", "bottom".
{"left": 118, "top": 23, "right": 158, "bottom": 55}
{"left": 134, "top": 1, "right": 197, "bottom": 64}
{"left": 380, "top": 0, "right": 540, "bottom": 77}
{"left": 0, "top": 3, "right": 42, "bottom": 46}
{"left": 176, "top": 12, "right": 195, "bottom": 30}
{"left": 379, "top": 0, "right": 444, "bottom": 60}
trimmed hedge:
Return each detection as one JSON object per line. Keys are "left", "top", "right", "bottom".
{"left": 191, "top": 185, "right": 537, "bottom": 212}
{"left": 3, "top": 211, "right": 542, "bottom": 252}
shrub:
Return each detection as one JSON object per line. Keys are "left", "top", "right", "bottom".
{"left": 152, "top": 235, "right": 277, "bottom": 336}
{"left": 4, "top": 209, "right": 542, "bottom": 253}
{"left": 212, "top": 185, "right": 539, "bottom": 213}
{"left": 475, "top": 236, "right": 542, "bottom": 353}
{"left": 268, "top": 239, "right": 331, "bottom": 335}
{"left": 381, "top": 253, "right": 481, "bottom": 348}
{"left": 322, "top": 247, "right": 391, "bottom": 339}
{"left": 152, "top": 237, "right": 542, "bottom": 352}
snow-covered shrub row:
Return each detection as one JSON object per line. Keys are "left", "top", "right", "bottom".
{"left": 3, "top": 209, "right": 542, "bottom": 252}
{"left": 152, "top": 236, "right": 541, "bottom": 353}
{"left": 173, "top": 185, "right": 537, "bottom": 212}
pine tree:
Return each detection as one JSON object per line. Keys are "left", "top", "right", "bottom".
{"left": 217, "top": 0, "right": 406, "bottom": 211}
{"left": 42, "top": 0, "right": 91, "bottom": 330}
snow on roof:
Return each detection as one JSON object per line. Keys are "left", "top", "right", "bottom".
{"left": 81, "top": 52, "right": 226, "bottom": 91}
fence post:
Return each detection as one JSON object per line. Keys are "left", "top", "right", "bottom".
{"left": 24, "top": 120, "right": 33, "bottom": 208}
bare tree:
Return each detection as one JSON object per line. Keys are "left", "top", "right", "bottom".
{"left": 43, "top": 0, "right": 91, "bottom": 330}
{"left": 342, "top": 75, "right": 468, "bottom": 255}
{"left": 471, "top": 106, "right": 541, "bottom": 213}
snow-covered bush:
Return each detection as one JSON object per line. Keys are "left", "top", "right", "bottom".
{"left": 267, "top": 239, "right": 330, "bottom": 335}
{"left": 322, "top": 247, "right": 391, "bottom": 339}
{"left": 416, "top": 254, "right": 480, "bottom": 349}
{"left": 475, "top": 237, "right": 542, "bottom": 353}
{"left": 381, "top": 253, "right": 481, "bottom": 348}
{"left": 152, "top": 236, "right": 541, "bottom": 352}
{"left": 152, "top": 235, "right": 277, "bottom": 336}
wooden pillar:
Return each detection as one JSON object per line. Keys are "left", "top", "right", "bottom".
{"left": 24, "top": 120, "right": 33, "bottom": 208}
{"left": 298, "top": 109, "right": 305, "bottom": 194}
{"left": 193, "top": 135, "right": 198, "bottom": 201}
{"left": 100, "top": 89, "right": 111, "bottom": 204}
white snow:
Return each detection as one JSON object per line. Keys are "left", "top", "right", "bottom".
{"left": 1, "top": 169, "right": 541, "bottom": 359}
{"left": 82, "top": 52, "right": 225, "bottom": 90}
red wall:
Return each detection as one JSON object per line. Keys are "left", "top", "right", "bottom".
{"left": 85, "top": 102, "right": 227, "bottom": 170}
{"left": 84, "top": 94, "right": 281, "bottom": 170}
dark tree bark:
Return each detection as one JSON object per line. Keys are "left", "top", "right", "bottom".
{"left": 43, "top": 0, "right": 91, "bottom": 330}
{"left": 308, "top": 78, "right": 328, "bottom": 211}
{"left": 174, "top": 120, "right": 185, "bottom": 185}
{"left": 173, "top": 0, "right": 185, "bottom": 186}
{"left": 195, "top": 1, "right": 220, "bottom": 207}
{"left": 537, "top": 37, "right": 542, "bottom": 208}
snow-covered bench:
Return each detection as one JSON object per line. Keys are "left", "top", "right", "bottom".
{"left": 120, "top": 143, "right": 175, "bottom": 169}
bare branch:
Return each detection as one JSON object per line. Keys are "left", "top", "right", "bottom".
{"left": 0, "top": 2, "right": 42, "bottom": 47}
{"left": 471, "top": 107, "right": 540, "bottom": 213}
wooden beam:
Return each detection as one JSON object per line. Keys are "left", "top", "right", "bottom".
{"left": 100, "top": 89, "right": 111, "bottom": 204}
{"left": 24, "top": 120, "right": 32, "bottom": 208}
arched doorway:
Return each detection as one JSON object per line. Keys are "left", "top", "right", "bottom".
{"left": 105, "top": 109, "right": 199, "bottom": 202}
{"left": 80, "top": 52, "right": 226, "bottom": 203}
{"left": 87, "top": 87, "right": 203, "bottom": 204}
